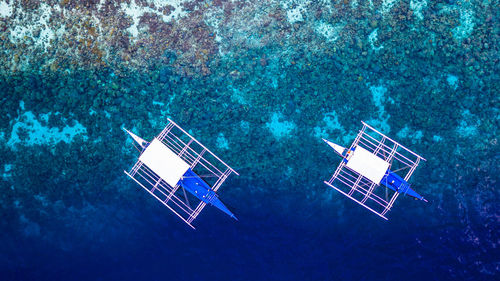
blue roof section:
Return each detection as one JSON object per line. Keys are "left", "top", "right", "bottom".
{"left": 178, "top": 168, "right": 213, "bottom": 203}
{"left": 381, "top": 170, "right": 424, "bottom": 200}
{"left": 178, "top": 168, "right": 237, "bottom": 220}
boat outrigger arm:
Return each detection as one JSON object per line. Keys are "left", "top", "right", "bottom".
{"left": 323, "top": 138, "right": 427, "bottom": 202}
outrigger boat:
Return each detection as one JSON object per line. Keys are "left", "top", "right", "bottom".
{"left": 123, "top": 118, "right": 239, "bottom": 229}
{"left": 323, "top": 121, "right": 427, "bottom": 220}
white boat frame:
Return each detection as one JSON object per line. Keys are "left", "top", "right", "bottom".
{"left": 324, "top": 121, "right": 425, "bottom": 220}
{"left": 124, "top": 118, "right": 239, "bottom": 229}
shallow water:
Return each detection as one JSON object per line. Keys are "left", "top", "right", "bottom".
{"left": 0, "top": 1, "right": 498, "bottom": 280}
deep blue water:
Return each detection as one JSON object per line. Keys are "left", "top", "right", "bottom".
{"left": 0, "top": 1, "right": 499, "bottom": 280}
{"left": 1, "top": 188, "right": 465, "bottom": 280}
{"left": 1, "top": 172, "right": 497, "bottom": 280}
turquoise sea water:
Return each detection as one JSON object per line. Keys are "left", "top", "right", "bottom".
{"left": 0, "top": 1, "right": 498, "bottom": 280}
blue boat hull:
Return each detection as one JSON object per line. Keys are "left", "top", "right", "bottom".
{"left": 177, "top": 168, "right": 237, "bottom": 220}
{"left": 380, "top": 170, "right": 424, "bottom": 200}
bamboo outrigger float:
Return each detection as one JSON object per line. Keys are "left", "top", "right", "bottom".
{"left": 323, "top": 121, "right": 427, "bottom": 220}
{"left": 123, "top": 118, "right": 239, "bottom": 229}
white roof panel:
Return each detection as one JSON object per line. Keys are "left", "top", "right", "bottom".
{"left": 346, "top": 146, "right": 390, "bottom": 184}
{"left": 139, "top": 138, "right": 190, "bottom": 187}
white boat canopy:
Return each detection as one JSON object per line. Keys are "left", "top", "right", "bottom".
{"left": 138, "top": 138, "right": 190, "bottom": 187}
{"left": 345, "top": 146, "right": 390, "bottom": 184}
